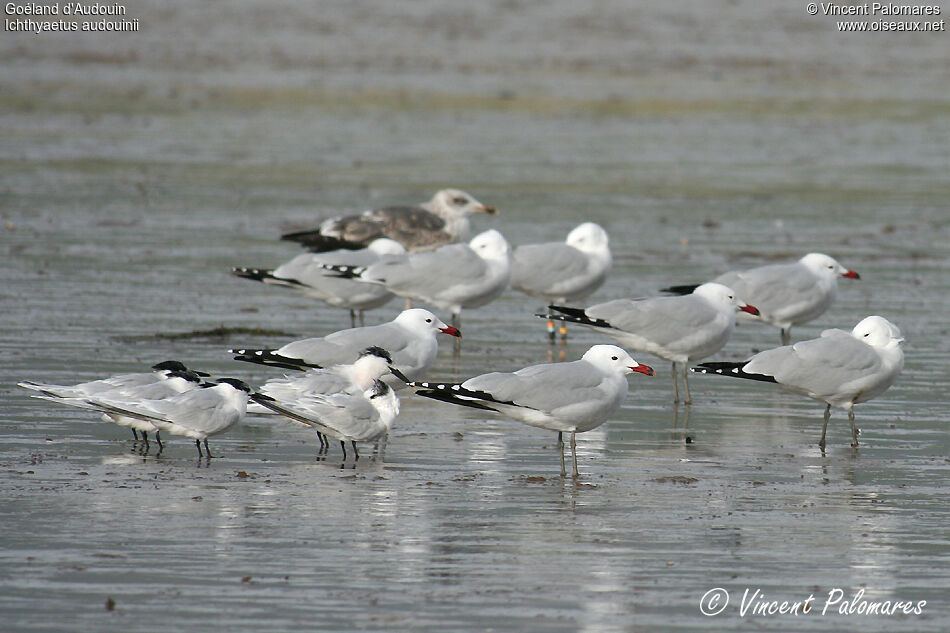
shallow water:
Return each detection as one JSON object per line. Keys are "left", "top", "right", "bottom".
{"left": 2, "top": 1, "right": 950, "bottom": 631}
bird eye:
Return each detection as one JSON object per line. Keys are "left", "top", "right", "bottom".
{"left": 863, "top": 332, "right": 870, "bottom": 337}
{"left": 425, "top": 318, "right": 432, "bottom": 323}
{"left": 453, "top": 196, "right": 468, "bottom": 205}
{"left": 611, "top": 356, "right": 618, "bottom": 360}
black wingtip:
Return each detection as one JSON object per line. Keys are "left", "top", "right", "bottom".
{"left": 691, "top": 361, "right": 777, "bottom": 383}
{"left": 231, "top": 267, "right": 273, "bottom": 282}
{"left": 280, "top": 231, "right": 365, "bottom": 252}
{"left": 541, "top": 305, "right": 612, "bottom": 329}
{"left": 231, "top": 349, "right": 318, "bottom": 372}
{"left": 660, "top": 284, "right": 701, "bottom": 296}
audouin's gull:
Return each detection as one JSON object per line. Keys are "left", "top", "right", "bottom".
{"left": 693, "top": 315, "right": 904, "bottom": 449}
{"left": 406, "top": 344, "right": 654, "bottom": 478}
{"left": 232, "top": 238, "right": 406, "bottom": 327}
{"left": 663, "top": 252, "right": 860, "bottom": 345}
{"left": 231, "top": 308, "right": 460, "bottom": 387}
{"left": 509, "top": 222, "right": 612, "bottom": 342}
{"left": 540, "top": 283, "right": 759, "bottom": 405}
{"left": 321, "top": 229, "right": 512, "bottom": 336}
{"left": 281, "top": 189, "right": 497, "bottom": 253}
{"left": 80, "top": 378, "right": 253, "bottom": 458}
{"left": 251, "top": 347, "right": 401, "bottom": 460}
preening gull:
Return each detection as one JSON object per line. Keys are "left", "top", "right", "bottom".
{"left": 693, "top": 315, "right": 904, "bottom": 449}
{"left": 281, "top": 189, "right": 497, "bottom": 253}
{"left": 663, "top": 253, "right": 860, "bottom": 345}
{"left": 407, "top": 344, "right": 654, "bottom": 477}
{"left": 540, "top": 283, "right": 759, "bottom": 404}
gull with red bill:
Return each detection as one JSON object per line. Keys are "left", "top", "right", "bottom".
{"left": 231, "top": 308, "right": 459, "bottom": 388}
{"left": 539, "top": 283, "right": 759, "bottom": 404}
{"left": 406, "top": 344, "right": 654, "bottom": 478}
{"left": 693, "top": 316, "right": 903, "bottom": 449}
{"left": 662, "top": 252, "right": 860, "bottom": 345}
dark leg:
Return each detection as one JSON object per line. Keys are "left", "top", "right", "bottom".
{"left": 203, "top": 438, "right": 213, "bottom": 458}
{"left": 131, "top": 429, "right": 140, "bottom": 441}
{"left": 351, "top": 441, "right": 360, "bottom": 460}
{"left": 349, "top": 309, "right": 356, "bottom": 328}
{"left": 155, "top": 431, "right": 164, "bottom": 450}
{"left": 848, "top": 407, "right": 859, "bottom": 448}
{"left": 570, "top": 432, "right": 579, "bottom": 479}
{"left": 819, "top": 404, "right": 831, "bottom": 450}
{"left": 359, "top": 310, "right": 365, "bottom": 327}
{"left": 557, "top": 431, "right": 566, "bottom": 477}
{"left": 781, "top": 327, "right": 791, "bottom": 346}
{"left": 195, "top": 439, "right": 203, "bottom": 457}
{"left": 340, "top": 440, "right": 347, "bottom": 460}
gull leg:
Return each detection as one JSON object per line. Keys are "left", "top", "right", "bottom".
{"left": 671, "top": 362, "right": 680, "bottom": 404}
{"left": 349, "top": 309, "right": 357, "bottom": 329}
{"left": 156, "top": 431, "right": 164, "bottom": 451}
{"left": 559, "top": 323, "right": 568, "bottom": 343}
{"left": 340, "top": 441, "right": 347, "bottom": 460}
{"left": 131, "top": 429, "right": 139, "bottom": 441}
{"left": 570, "top": 432, "right": 578, "bottom": 479}
{"left": 404, "top": 298, "right": 412, "bottom": 310}
{"left": 453, "top": 312, "right": 462, "bottom": 355}
{"left": 682, "top": 362, "right": 692, "bottom": 405}
{"left": 359, "top": 310, "right": 365, "bottom": 327}
{"left": 351, "top": 441, "right": 360, "bottom": 461}
{"left": 819, "top": 404, "right": 831, "bottom": 450}
{"left": 781, "top": 327, "right": 791, "bottom": 346}
{"left": 547, "top": 319, "right": 556, "bottom": 344}
{"left": 195, "top": 439, "right": 203, "bottom": 458}
{"left": 558, "top": 431, "right": 566, "bottom": 477}
{"left": 203, "top": 438, "right": 214, "bottom": 458}
{"left": 848, "top": 407, "right": 859, "bottom": 448}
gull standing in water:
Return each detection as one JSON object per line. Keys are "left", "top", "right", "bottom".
{"left": 693, "top": 316, "right": 904, "bottom": 449}
{"left": 407, "top": 345, "right": 654, "bottom": 478}
{"left": 509, "top": 222, "right": 612, "bottom": 342}
{"left": 231, "top": 238, "right": 406, "bottom": 327}
{"left": 281, "top": 189, "right": 497, "bottom": 253}
{"left": 231, "top": 308, "right": 460, "bottom": 387}
{"left": 321, "top": 229, "right": 512, "bottom": 349}
{"left": 540, "top": 283, "right": 759, "bottom": 405}
{"left": 662, "top": 253, "right": 860, "bottom": 345}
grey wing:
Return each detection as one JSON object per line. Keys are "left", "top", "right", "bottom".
{"left": 511, "top": 243, "right": 590, "bottom": 294}
{"left": 716, "top": 263, "right": 814, "bottom": 308}
{"left": 274, "top": 392, "right": 382, "bottom": 440}
{"left": 745, "top": 331, "right": 882, "bottom": 393}
{"left": 588, "top": 295, "right": 719, "bottom": 347}
{"left": 464, "top": 361, "right": 604, "bottom": 412}
{"left": 365, "top": 244, "right": 487, "bottom": 295}
{"left": 259, "top": 370, "right": 352, "bottom": 400}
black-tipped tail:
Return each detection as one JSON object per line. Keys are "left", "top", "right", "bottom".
{"left": 539, "top": 305, "right": 613, "bottom": 329}
{"left": 230, "top": 348, "right": 320, "bottom": 372}
{"left": 231, "top": 267, "right": 275, "bottom": 282}
{"left": 661, "top": 283, "right": 701, "bottom": 296}
{"left": 691, "top": 361, "right": 777, "bottom": 383}
{"left": 408, "top": 380, "right": 518, "bottom": 412}
{"left": 320, "top": 263, "right": 367, "bottom": 279}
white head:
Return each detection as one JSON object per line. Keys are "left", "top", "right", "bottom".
{"left": 367, "top": 238, "right": 407, "bottom": 256}
{"left": 566, "top": 222, "right": 610, "bottom": 254}
{"left": 429, "top": 189, "right": 497, "bottom": 217}
{"left": 394, "top": 308, "right": 461, "bottom": 338}
{"left": 581, "top": 344, "right": 655, "bottom": 376}
{"left": 468, "top": 229, "right": 511, "bottom": 261}
{"left": 852, "top": 316, "right": 903, "bottom": 348}
{"left": 693, "top": 282, "right": 760, "bottom": 316}
{"left": 800, "top": 253, "right": 860, "bottom": 280}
